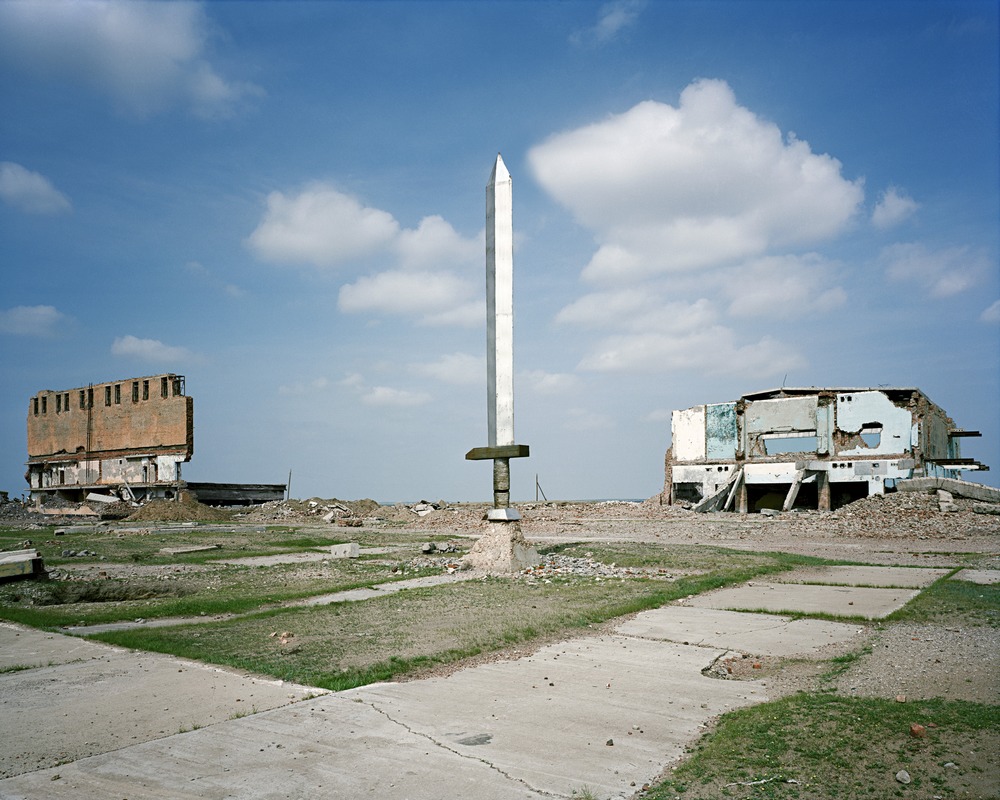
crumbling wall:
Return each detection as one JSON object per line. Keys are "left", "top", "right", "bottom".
{"left": 26, "top": 375, "right": 192, "bottom": 493}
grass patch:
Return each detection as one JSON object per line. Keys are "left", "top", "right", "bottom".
{"left": 887, "top": 579, "right": 999, "bottom": 627}
{"left": 0, "top": 663, "right": 33, "bottom": 674}
{"left": 91, "top": 554, "right": 816, "bottom": 691}
{"left": 648, "top": 693, "right": 1000, "bottom": 799}
{"left": 0, "top": 560, "right": 439, "bottom": 628}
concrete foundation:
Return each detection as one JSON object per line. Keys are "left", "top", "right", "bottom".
{"left": 462, "top": 521, "right": 540, "bottom": 574}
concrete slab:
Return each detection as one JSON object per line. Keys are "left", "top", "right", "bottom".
{"left": 774, "top": 565, "right": 950, "bottom": 588}
{"left": 616, "top": 606, "right": 864, "bottom": 656}
{"left": 0, "top": 625, "right": 323, "bottom": 779}
{"left": 354, "top": 634, "right": 768, "bottom": 798}
{"left": 0, "top": 694, "right": 552, "bottom": 800}
{"left": 687, "top": 583, "right": 919, "bottom": 619}
{"left": 0, "top": 622, "right": 112, "bottom": 670}
{"left": 953, "top": 568, "right": 1000, "bottom": 585}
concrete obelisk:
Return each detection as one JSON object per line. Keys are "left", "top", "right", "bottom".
{"left": 464, "top": 154, "right": 537, "bottom": 572}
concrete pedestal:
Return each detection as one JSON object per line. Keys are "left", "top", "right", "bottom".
{"left": 462, "top": 521, "right": 540, "bottom": 574}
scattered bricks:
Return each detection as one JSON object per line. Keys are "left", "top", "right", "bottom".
{"left": 909, "top": 723, "right": 927, "bottom": 738}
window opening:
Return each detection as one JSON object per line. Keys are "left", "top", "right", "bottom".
{"left": 161, "top": 377, "right": 168, "bottom": 398}
{"left": 114, "top": 384, "right": 121, "bottom": 404}
{"left": 132, "top": 381, "right": 139, "bottom": 403}
{"left": 79, "top": 390, "right": 86, "bottom": 410}
{"left": 105, "top": 386, "right": 112, "bottom": 406}
{"left": 860, "top": 423, "right": 883, "bottom": 448}
{"left": 41, "top": 395, "right": 47, "bottom": 414}
{"left": 142, "top": 380, "right": 149, "bottom": 400}
{"left": 33, "top": 397, "right": 39, "bottom": 416}
{"left": 88, "top": 387, "right": 93, "bottom": 408}
{"left": 762, "top": 432, "right": 818, "bottom": 455}
{"left": 56, "top": 394, "right": 62, "bottom": 413}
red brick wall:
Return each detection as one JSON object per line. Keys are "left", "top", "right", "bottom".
{"left": 27, "top": 376, "right": 193, "bottom": 459}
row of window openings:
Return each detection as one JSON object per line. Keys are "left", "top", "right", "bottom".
{"left": 33, "top": 378, "right": 183, "bottom": 415}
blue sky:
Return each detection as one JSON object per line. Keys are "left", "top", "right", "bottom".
{"left": 1, "top": 0, "right": 997, "bottom": 502}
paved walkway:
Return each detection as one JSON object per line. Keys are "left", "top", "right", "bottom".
{"left": 0, "top": 566, "right": 962, "bottom": 799}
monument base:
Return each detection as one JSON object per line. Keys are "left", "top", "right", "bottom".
{"left": 462, "top": 520, "right": 540, "bottom": 574}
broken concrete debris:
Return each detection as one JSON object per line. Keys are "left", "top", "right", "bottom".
{"left": 665, "top": 387, "right": 989, "bottom": 513}
{"left": 0, "top": 548, "right": 45, "bottom": 582}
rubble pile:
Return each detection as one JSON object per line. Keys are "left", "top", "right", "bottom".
{"left": 126, "top": 496, "right": 233, "bottom": 523}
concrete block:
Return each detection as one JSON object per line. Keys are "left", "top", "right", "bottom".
{"left": 329, "top": 543, "right": 360, "bottom": 559}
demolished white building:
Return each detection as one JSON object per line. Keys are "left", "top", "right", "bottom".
{"left": 665, "top": 387, "right": 987, "bottom": 512}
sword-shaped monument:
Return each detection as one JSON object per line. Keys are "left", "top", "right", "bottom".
{"left": 464, "top": 154, "right": 539, "bottom": 572}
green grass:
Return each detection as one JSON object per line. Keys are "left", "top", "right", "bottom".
{"left": 647, "top": 694, "right": 1000, "bottom": 799}
{"left": 0, "top": 560, "right": 440, "bottom": 628}
{"left": 91, "top": 560, "right": 792, "bottom": 690}
{"left": 887, "top": 578, "right": 999, "bottom": 627}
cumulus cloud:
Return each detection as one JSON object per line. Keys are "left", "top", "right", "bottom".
{"left": 722, "top": 254, "right": 847, "bottom": 318}
{"left": 578, "top": 326, "right": 805, "bottom": 378}
{"left": 0, "top": 162, "right": 71, "bottom": 214}
{"left": 111, "top": 335, "right": 193, "bottom": 363}
{"left": 881, "top": 242, "right": 991, "bottom": 297}
{"left": 872, "top": 186, "right": 919, "bottom": 229}
{"left": 571, "top": 0, "right": 646, "bottom": 46}
{"left": 521, "top": 369, "right": 580, "bottom": 395}
{"left": 562, "top": 294, "right": 718, "bottom": 336}
{"left": 980, "top": 299, "right": 1000, "bottom": 324}
{"left": 0, "top": 305, "right": 66, "bottom": 337}
{"left": 417, "top": 353, "right": 483, "bottom": 386}
{"left": 0, "top": 0, "right": 262, "bottom": 119}
{"left": 528, "top": 79, "right": 863, "bottom": 281}
{"left": 338, "top": 270, "right": 476, "bottom": 317}
{"left": 396, "top": 215, "right": 480, "bottom": 270}
{"left": 362, "top": 386, "right": 431, "bottom": 407}
{"left": 248, "top": 185, "right": 400, "bottom": 267}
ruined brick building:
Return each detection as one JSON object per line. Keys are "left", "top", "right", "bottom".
{"left": 26, "top": 374, "right": 193, "bottom": 504}
{"left": 665, "top": 387, "right": 986, "bottom": 512}
{"left": 26, "top": 375, "right": 283, "bottom": 507}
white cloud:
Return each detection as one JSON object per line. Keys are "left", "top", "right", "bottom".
{"left": 571, "top": 0, "right": 646, "bottom": 46}
{"left": 528, "top": 79, "right": 863, "bottom": 281}
{"left": 278, "top": 377, "right": 330, "bottom": 396}
{"left": 248, "top": 185, "right": 400, "bottom": 267}
{"left": 0, "top": 0, "right": 262, "bottom": 119}
{"left": 417, "top": 353, "right": 483, "bottom": 386}
{"left": 418, "top": 301, "right": 483, "bottom": 328}
{"left": 396, "top": 215, "right": 479, "bottom": 270}
{"left": 0, "top": 162, "right": 71, "bottom": 214}
{"left": 643, "top": 408, "right": 673, "bottom": 423}
{"left": 872, "top": 186, "right": 919, "bottom": 229}
{"left": 521, "top": 369, "right": 580, "bottom": 395}
{"left": 578, "top": 326, "right": 805, "bottom": 378}
{"left": 111, "top": 334, "right": 193, "bottom": 363}
{"left": 338, "top": 269, "right": 477, "bottom": 321}
{"left": 980, "top": 299, "right": 1000, "bottom": 325}
{"left": 723, "top": 254, "right": 847, "bottom": 318}
{"left": 0, "top": 305, "right": 66, "bottom": 337}
{"left": 881, "top": 242, "right": 991, "bottom": 297}
{"left": 362, "top": 386, "right": 431, "bottom": 407}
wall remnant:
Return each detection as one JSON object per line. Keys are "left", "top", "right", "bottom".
{"left": 26, "top": 374, "right": 193, "bottom": 506}
{"left": 664, "top": 387, "right": 987, "bottom": 513}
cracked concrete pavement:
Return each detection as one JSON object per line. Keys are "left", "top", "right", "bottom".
{"left": 0, "top": 565, "right": 977, "bottom": 799}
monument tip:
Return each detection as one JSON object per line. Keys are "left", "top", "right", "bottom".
{"left": 489, "top": 153, "right": 510, "bottom": 185}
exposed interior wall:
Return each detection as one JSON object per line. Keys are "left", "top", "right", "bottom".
{"left": 666, "top": 387, "right": 974, "bottom": 511}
